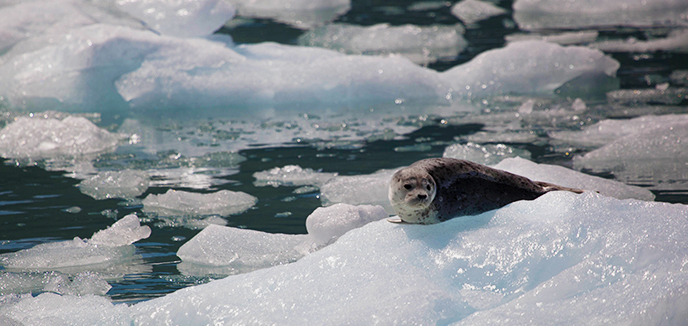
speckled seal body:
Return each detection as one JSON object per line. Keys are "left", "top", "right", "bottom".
{"left": 388, "top": 158, "right": 583, "bottom": 224}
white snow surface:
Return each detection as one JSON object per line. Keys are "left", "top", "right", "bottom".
{"left": 0, "top": 215, "right": 150, "bottom": 271}
{"left": 4, "top": 192, "right": 688, "bottom": 325}
{"left": 450, "top": 0, "right": 506, "bottom": 25}
{"left": 114, "top": 0, "right": 236, "bottom": 37}
{"left": 141, "top": 189, "right": 257, "bottom": 217}
{"left": 0, "top": 116, "right": 119, "bottom": 160}
{"left": 513, "top": 0, "right": 688, "bottom": 30}
{"left": 298, "top": 23, "right": 468, "bottom": 65}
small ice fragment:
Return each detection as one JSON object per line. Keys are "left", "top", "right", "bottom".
{"left": 253, "top": 165, "right": 337, "bottom": 188}
{"left": 78, "top": 170, "right": 150, "bottom": 200}
{"left": 571, "top": 98, "right": 587, "bottom": 111}
{"left": 89, "top": 214, "right": 152, "bottom": 247}
{"left": 62, "top": 206, "right": 82, "bottom": 214}
{"left": 142, "top": 189, "right": 257, "bottom": 217}
{"left": 451, "top": 0, "right": 507, "bottom": 25}
{"left": 306, "top": 203, "right": 388, "bottom": 246}
{"left": 443, "top": 142, "right": 531, "bottom": 165}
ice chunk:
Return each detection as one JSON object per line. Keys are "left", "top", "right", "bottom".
{"left": 298, "top": 23, "right": 467, "bottom": 65}
{"left": 0, "top": 116, "right": 119, "bottom": 160}
{"left": 550, "top": 114, "right": 688, "bottom": 147}
{"left": 0, "top": 292, "right": 130, "bottom": 325}
{"left": 320, "top": 168, "right": 398, "bottom": 214}
{"left": 77, "top": 170, "right": 150, "bottom": 200}
{"left": 129, "top": 192, "right": 688, "bottom": 325}
{"left": 0, "top": 214, "right": 150, "bottom": 272}
{"left": 513, "top": 0, "right": 688, "bottom": 30}
{"left": 253, "top": 165, "right": 337, "bottom": 187}
{"left": 155, "top": 215, "right": 228, "bottom": 230}
{"left": 0, "top": 271, "right": 110, "bottom": 296}
{"left": 573, "top": 120, "right": 688, "bottom": 190}
{"left": 176, "top": 224, "right": 313, "bottom": 275}
{"left": 115, "top": 0, "right": 236, "bottom": 37}
{"left": 450, "top": 0, "right": 507, "bottom": 25}
{"left": 442, "top": 41, "right": 620, "bottom": 99}
{"left": 494, "top": 157, "right": 655, "bottom": 201}
{"left": 593, "top": 29, "right": 688, "bottom": 53}
{"left": 671, "top": 70, "right": 688, "bottom": 86}
{"left": 505, "top": 31, "right": 599, "bottom": 45}
{"left": 606, "top": 87, "right": 688, "bottom": 106}
{"left": 230, "top": 0, "right": 350, "bottom": 29}
{"left": 443, "top": 142, "right": 531, "bottom": 165}
{"left": 306, "top": 203, "right": 388, "bottom": 245}
{"left": 141, "top": 189, "right": 257, "bottom": 216}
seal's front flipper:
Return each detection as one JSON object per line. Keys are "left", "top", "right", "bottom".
{"left": 387, "top": 217, "right": 408, "bottom": 224}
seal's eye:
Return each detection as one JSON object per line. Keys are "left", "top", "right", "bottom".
{"left": 403, "top": 184, "right": 412, "bottom": 190}
{"left": 426, "top": 184, "right": 432, "bottom": 191}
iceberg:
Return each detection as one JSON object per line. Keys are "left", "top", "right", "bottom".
{"left": 0, "top": 116, "right": 119, "bottom": 160}
{"left": 320, "top": 168, "right": 399, "bottom": 213}
{"left": 114, "top": 0, "right": 236, "bottom": 37}
{"left": 513, "top": 0, "right": 688, "bottom": 30}
{"left": 298, "top": 23, "right": 468, "bottom": 65}
{"left": 0, "top": 214, "right": 151, "bottom": 273}
{"left": 229, "top": 0, "right": 350, "bottom": 29}
{"left": 451, "top": 0, "right": 507, "bottom": 25}
{"left": 141, "top": 189, "right": 257, "bottom": 217}
{"left": 6, "top": 192, "right": 687, "bottom": 325}
{"left": 305, "top": 203, "right": 388, "bottom": 246}
{"left": 442, "top": 40, "right": 620, "bottom": 99}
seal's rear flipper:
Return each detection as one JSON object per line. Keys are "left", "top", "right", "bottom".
{"left": 387, "top": 217, "right": 408, "bottom": 224}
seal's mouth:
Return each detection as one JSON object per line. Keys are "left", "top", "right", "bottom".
{"left": 406, "top": 195, "right": 430, "bottom": 207}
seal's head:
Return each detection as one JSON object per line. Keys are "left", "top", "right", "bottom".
{"left": 389, "top": 166, "right": 437, "bottom": 223}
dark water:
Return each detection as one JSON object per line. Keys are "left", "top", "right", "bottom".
{"left": 2, "top": 0, "right": 687, "bottom": 304}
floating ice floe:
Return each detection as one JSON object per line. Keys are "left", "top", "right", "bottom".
{"left": 320, "top": 168, "right": 399, "bottom": 213}
{"left": 0, "top": 116, "right": 119, "bottom": 160}
{"left": 513, "top": 0, "right": 688, "bottom": 30}
{"left": 593, "top": 29, "right": 688, "bottom": 53}
{"left": 8, "top": 191, "right": 687, "bottom": 324}
{"left": 253, "top": 165, "right": 338, "bottom": 188}
{"left": 443, "top": 142, "right": 531, "bottom": 165}
{"left": 229, "top": 0, "right": 350, "bottom": 29}
{"left": 141, "top": 189, "right": 257, "bottom": 217}
{"left": 450, "top": 0, "right": 506, "bottom": 25}
{"left": 77, "top": 170, "right": 150, "bottom": 200}
{"left": 176, "top": 203, "right": 386, "bottom": 276}
{"left": 0, "top": 271, "right": 112, "bottom": 296}
{"left": 573, "top": 117, "right": 688, "bottom": 190}
{"left": 607, "top": 87, "right": 688, "bottom": 106}
{"left": 442, "top": 40, "right": 620, "bottom": 99}
{"left": 298, "top": 23, "right": 467, "bottom": 65}
{"left": 505, "top": 31, "right": 599, "bottom": 45}
{"left": 0, "top": 215, "right": 151, "bottom": 275}
{"left": 114, "top": 0, "right": 236, "bottom": 37}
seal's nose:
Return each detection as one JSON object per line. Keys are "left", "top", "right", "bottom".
{"left": 417, "top": 193, "right": 427, "bottom": 200}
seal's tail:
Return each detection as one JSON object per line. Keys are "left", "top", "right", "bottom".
{"left": 535, "top": 181, "right": 586, "bottom": 194}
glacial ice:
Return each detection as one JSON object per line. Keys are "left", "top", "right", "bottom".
{"left": 114, "top": 0, "right": 236, "bottom": 37}
{"left": 176, "top": 203, "right": 385, "bottom": 275}
{"left": 443, "top": 142, "right": 531, "bottom": 165}
{"left": 8, "top": 191, "right": 687, "bottom": 324}
{"left": 0, "top": 271, "right": 111, "bottom": 296}
{"left": 320, "top": 168, "right": 399, "bottom": 213}
{"left": 141, "top": 189, "right": 257, "bottom": 217}
{"left": 305, "top": 203, "right": 388, "bottom": 245}
{"left": 450, "top": 0, "right": 507, "bottom": 25}
{"left": 442, "top": 40, "right": 620, "bottom": 99}
{"left": 513, "top": 0, "right": 688, "bottom": 30}
{"left": 0, "top": 116, "right": 119, "bottom": 160}
{"left": 0, "top": 215, "right": 150, "bottom": 273}
{"left": 229, "top": 0, "right": 350, "bottom": 29}
{"left": 77, "top": 170, "right": 150, "bottom": 200}
{"left": 573, "top": 118, "right": 688, "bottom": 190}
{"left": 253, "top": 165, "right": 337, "bottom": 188}
{"left": 298, "top": 23, "right": 468, "bottom": 65}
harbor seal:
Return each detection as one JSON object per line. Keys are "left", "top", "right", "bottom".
{"left": 388, "top": 157, "right": 584, "bottom": 224}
